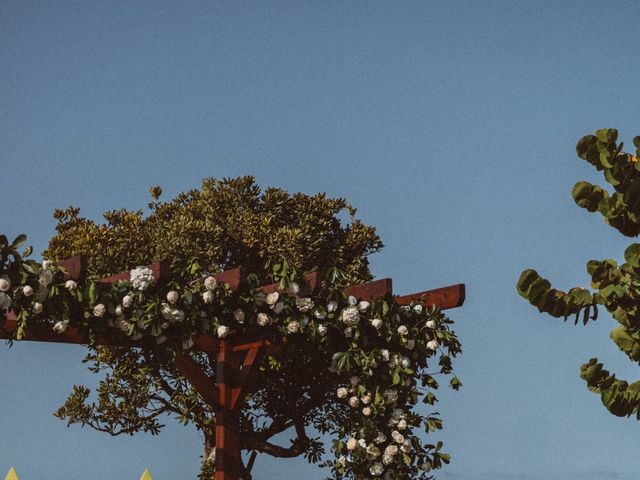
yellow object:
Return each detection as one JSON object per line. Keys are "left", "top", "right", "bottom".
{"left": 139, "top": 469, "right": 153, "bottom": 480}
{"left": 632, "top": 155, "right": 638, "bottom": 163}
{"left": 5, "top": 468, "right": 19, "bottom": 480}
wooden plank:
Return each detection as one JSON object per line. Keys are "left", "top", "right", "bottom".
{"left": 55, "top": 255, "right": 87, "bottom": 281}
{"left": 214, "top": 268, "right": 244, "bottom": 291}
{"left": 396, "top": 283, "right": 465, "bottom": 310}
{"left": 230, "top": 346, "right": 261, "bottom": 409}
{"left": 257, "top": 271, "right": 320, "bottom": 296}
{"left": 345, "top": 278, "right": 392, "bottom": 301}
{"left": 175, "top": 354, "right": 219, "bottom": 408}
{"left": 98, "top": 261, "right": 171, "bottom": 285}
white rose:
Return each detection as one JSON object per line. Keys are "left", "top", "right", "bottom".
{"left": 22, "top": 285, "right": 33, "bottom": 297}
{"left": 65, "top": 280, "right": 77, "bottom": 291}
{"left": 358, "top": 300, "right": 370, "bottom": 311}
{"left": 400, "top": 357, "right": 411, "bottom": 368}
{"left": 425, "top": 320, "right": 436, "bottom": 329}
{"left": 161, "top": 302, "right": 173, "bottom": 320}
{"left": 336, "top": 387, "right": 348, "bottom": 399}
{"left": 344, "top": 327, "right": 353, "bottom": 338}
{"left": 42, "top": 260, "right": 53, "bottom": 270}
{"left": 265, "top": 291, "right": 279, "bottom": 306}
{"left": 419, "top": 461, "right": 432, "bottom": 472}
{"left": 38, "top": 269, "right": 53, "bottom": 287}
{"left": 217, "top": 325, "right": 230, "bottom": 338}
{"left": 348, "top": 295, "right": 357, "bottom": 306}
{"left": 327, "top": 301, "right": 338, "bottom": 312}
{"left": 366, "top": 444, "right": 380, "bottom": 458}
{"left": 382, "top": 454, "right": 394, "bottom": 465}
{"left": 413, "top": 304, "right": 423, "bottom": 313}
{"left": 166, "top": 291, "right": 179, "bottom": 305}
{"left": 204, "top": 276, "right": 217, "bottom": 291}
{"left": 426, "top": 339, "right": 439, "bottom": 351}
{"left": 0, "top": 292, "right": 11, "bottom": 310}
{"left": 202, "top": 290, "right": 214, "bottom": 304}
{"left": 362, "top": 406, "right": 372, "bottom": 416}
{"left": 122, "top": 295, "right": 133, "bottom": 308}
{"left": 370, "top": 463, "right": 384, "bottom": 476}
{"left": 290, "top": 282, "right": 300, "bottom": 295}
{"left": 397, "top": 419, "right": 408, "bottom": 430}
{"left": 314, "top": 309, "right": 326, "bottom": 320}
{"left": 401, "top": 440, "right": 411, "bottom": 453}
{"left": 340, "top": 306, "right": 360, "bottom": 326}
{"left": 115, "top": 305, "right": 124, "bottom": 316}
{"left": 286, "top": 321, "right": 300, "bottom": 334}
{"left": 0, "top": 277, "right": 11, "bottom": 292}
{"left": 295, "top": 297, "right": 314, "bottom": 312}
{"left": 358, "top": 439, "right": 367, "bottom": 449}
{"left": 52, "top": 321, "right": 67, "bottom": 334}
{"left": 384, "top": 444, "right": 398, "bottom": 456}
{"left": 32, "top": 302, "right": 43, "bottom": 314}
{"left": 374, "top": 432, "right": 387, "bottom": 444}
{"left": 171, "top": 309, "right": 185, "bottom": 323}
{"left": 392, "top": 431, "right": 405, "bottom": 444}
{"left": 380, "top": 349, "right": 390, "bottom": 361}
{"left": 346, "top": 437, "right": 358, "bottom": 451}
{"left": 130, "top": 266, "right": 154, "bottom": 291}
{"left": 384, "top": 389, "right": 398, "bottom": 404}
{"left": 371, "top": 318, "right": 383, "bottom": 329}
{"left": 397, "top": 325, "right": 408, "bottom": 335}
{"left": 93, "top": 304, "right": 106, "bottom": 317}
{"left": 350, "top": 376, "right": 359, "bottom": 385}
{"left": 273, "top": 302, "right": 284, "bottom": 314}
{"left": 348, "top": 396, "right": 360, "bottom": 408}
{"left": 234, "top": 309, "right": 245, "bottom": 323}
{"left": 317, "top": 324, "right": 327, "bottom": 336}
{"left": 256, "top": 312, "right": 270, "bottom": 326}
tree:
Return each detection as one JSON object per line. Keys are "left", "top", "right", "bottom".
{"left": 517, "top": 129, "right": 640, "bottom": 418}
{"left": 1, "top": 176, "right": 461, "bottom": 479}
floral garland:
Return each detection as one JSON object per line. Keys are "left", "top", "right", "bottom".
{"left": 0, "top": 234, "right": 461, "bottom": 480}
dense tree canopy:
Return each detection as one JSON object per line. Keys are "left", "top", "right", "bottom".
{"left": 518, "top": 129, "right": 640, "bottom": 418}
{"left": 0, "top": 176, "right": 461, "bottom": 479}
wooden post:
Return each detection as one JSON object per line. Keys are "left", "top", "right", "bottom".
{"left": 215, "top": 340, "right": 243, "bottom": 480}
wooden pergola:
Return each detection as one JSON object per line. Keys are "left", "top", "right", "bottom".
{"left": 0, "top": 256, "right": 465, "bottom": 480}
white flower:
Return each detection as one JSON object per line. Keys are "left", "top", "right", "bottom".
{"left": 38, "top": 269, "right": 53, "bottom": 287}
{"left": 369, "top": 462, "right": 384, "bottom": 476}
{"left": 348, "top": 295, "right": 357, "bottom": 306}
{"left": 344, "top": 327, "right": 353, "bottom": 338}
{"left": 366, "top": 444, "right": 380, "bottom": 458}
{"left": 234, "top": 308, "right": 245, "bottom": 323}
{"left": 0, "top": 292, "right": 11, "bottom": 310}
{"left": 350, "top": 376, "right": 360, "bottom": 385}
{"left": 295, "top": 297, "right": 314, "bottom": 312}
{"left": 358, "top": 300, "right": 370, "bottom": 311}
{"left": 317, "top": 324, "right": 327, "bottom": 336}
{"left": 166, "top": 290, "right": 179, "bottom": 305}
{"left": 383, "top": 389, "right": 398, "bottom": 404}
{"left": 204, "top": 276, "right": 217, "bottom": 291}
{"left": 361, "top": 394, "right": 371, "bottom": 404}
{"left": 340, "top": 306, "right": 360, "bottom": 326}
{"left": 32, "top": 302, "right": 43, "bottom": 314}
{"left": 371, "top": 318, "right": 383, "bottom": 329}
{"left": 130, "top": 266, "right": 154, "bottom": 291}
{"left": 348, "top": 396, "right": 360, "bottom": 408}
{"left": 426, "top": 339, "right": 439, "bottom": 351}
{"left": 65, "top": 280, "right": 77, "bottom": 291}
{"left": 380, "top": 349, "right": 390, "bottom": 361}
{"left": 273, "top": 302, "right": 284, "bottom": 314}
{"left": 182, "top": 338, "right": 195, "bottom": 350}
{"left": 115, "top": 305, "right": 124, "bottom": 316}
{"left": 265, "top": 291, "right": 279, "bottom": 306}
{"left": 0, "top": 277, "right": 11, "bottom": 292}
{"left": 400, "top": 357, "right": 411, "bottom": 368}
{"left": 161, "top": 302, "right": 173, "bottom": 320}
{"left": 256, "top": 312, "right": 270, "bottom": 326}
{"left": 384, "top": 444, "right": 398, "bottom": 456}
{"left": 346, "top": 438, "right": 358, "bottom": 451}
{"left": 171, "top": 309, "right": 185, "bottom": 323}
{"left": 413, "top": 304, "right": 423, "bottom": 313}
{"left": 425, "top": 319, "right": 436, "bottom": 329}
{"left": 401, "top": 440, "right": 411, "bottom": 453}
{"left": 362, "top": 406, "right": 372, "bottom": 416}
{"left": 286, "top": 321, "right": 300, "bottom": 334}
{"left": 337, "top": 387, "right": 348, "bottom": 399}
{"left": 290, "top": 282, "right": 300, "bottom": 295}
{"left": 122, "top": 295, "right": 133, "bottom": 308}
{"left": 217, "top": 325, "right": 230, "bottom": 338}
{"left": 382, "top": 454, "right": 394, "bottom": 465}
{"left": 397, "top": 419, "right": 408, "bottom": 430}
{"left": 203, "top": 290, "right": 214, "bottom": 304}
{"left": 327, "top": 301, "right": 338, "bottom": 312}
{"left": 93, "top": 304, "right": 106, "bottom": 317}
{"left": 407, "top": 339, "right": 415, "bottom": 350}
{"left": 419, "top": 461, "right": 432, "bottom": 472}
{"left": 374, "top": 432, "right": 387, "bottom": 444}
{"left": 52, "top": 321, "right": 67, "bottom": 334}
{"left": 397, "top": 325, "right": 408, "bottom": 335}
{"left": 358, "top": 439, "right": 367, "bottom": 449}
{"left": 336, "top": 455, "right": 347, "bottom": 466}
{"left": 314, "top": 309, "right": 326, "bottom": 320}
{"left": 42, "top": 260, "right": 53, "bottom": 270}
{"left": 22, "top": 285, "right": 33, "bottom": 297}
{"left": 391, "top": 430, "right": 405, "bottom": 444}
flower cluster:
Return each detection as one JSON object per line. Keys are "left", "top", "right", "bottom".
{"left": 0, "top": 234, "right": 461, "bottom": 480}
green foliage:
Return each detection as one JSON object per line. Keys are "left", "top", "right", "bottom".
{"left": 517, "top": 129, "right": 640, "bottom": 417}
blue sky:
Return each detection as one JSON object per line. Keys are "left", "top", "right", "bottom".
{"left": 1, "top": 1, "right": 640, "bottom": 479}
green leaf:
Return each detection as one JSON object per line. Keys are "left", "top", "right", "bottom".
{"left": 624, "top": 244, "right": 640, "bottom": 268}
{"left": 596, "top": 128, "right": 618, "bottom": 144}
{"left": 10, "top": 234, "right": 27, "bottom": 249}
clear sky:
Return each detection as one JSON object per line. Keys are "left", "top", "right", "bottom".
{"left": 1, "top": 1, "right": 640, "bottom": 479}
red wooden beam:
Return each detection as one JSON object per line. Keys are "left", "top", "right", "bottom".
{"left": 345, "top": 278, "right": 392, "bottom": 302}
{"left": 396, "top": 283, "right": 465, "bottom": 310}
{"left": 56, "top": 256, "right": 87, "bottom": 281}
{"left": 214, "top": 268, "right": 244, "bottom": 291}
{"left": 175, "top": 353, "right": 219, "bottom": 407}
{"left": 257, "top": 271, "right": 321, "bottom": 296}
